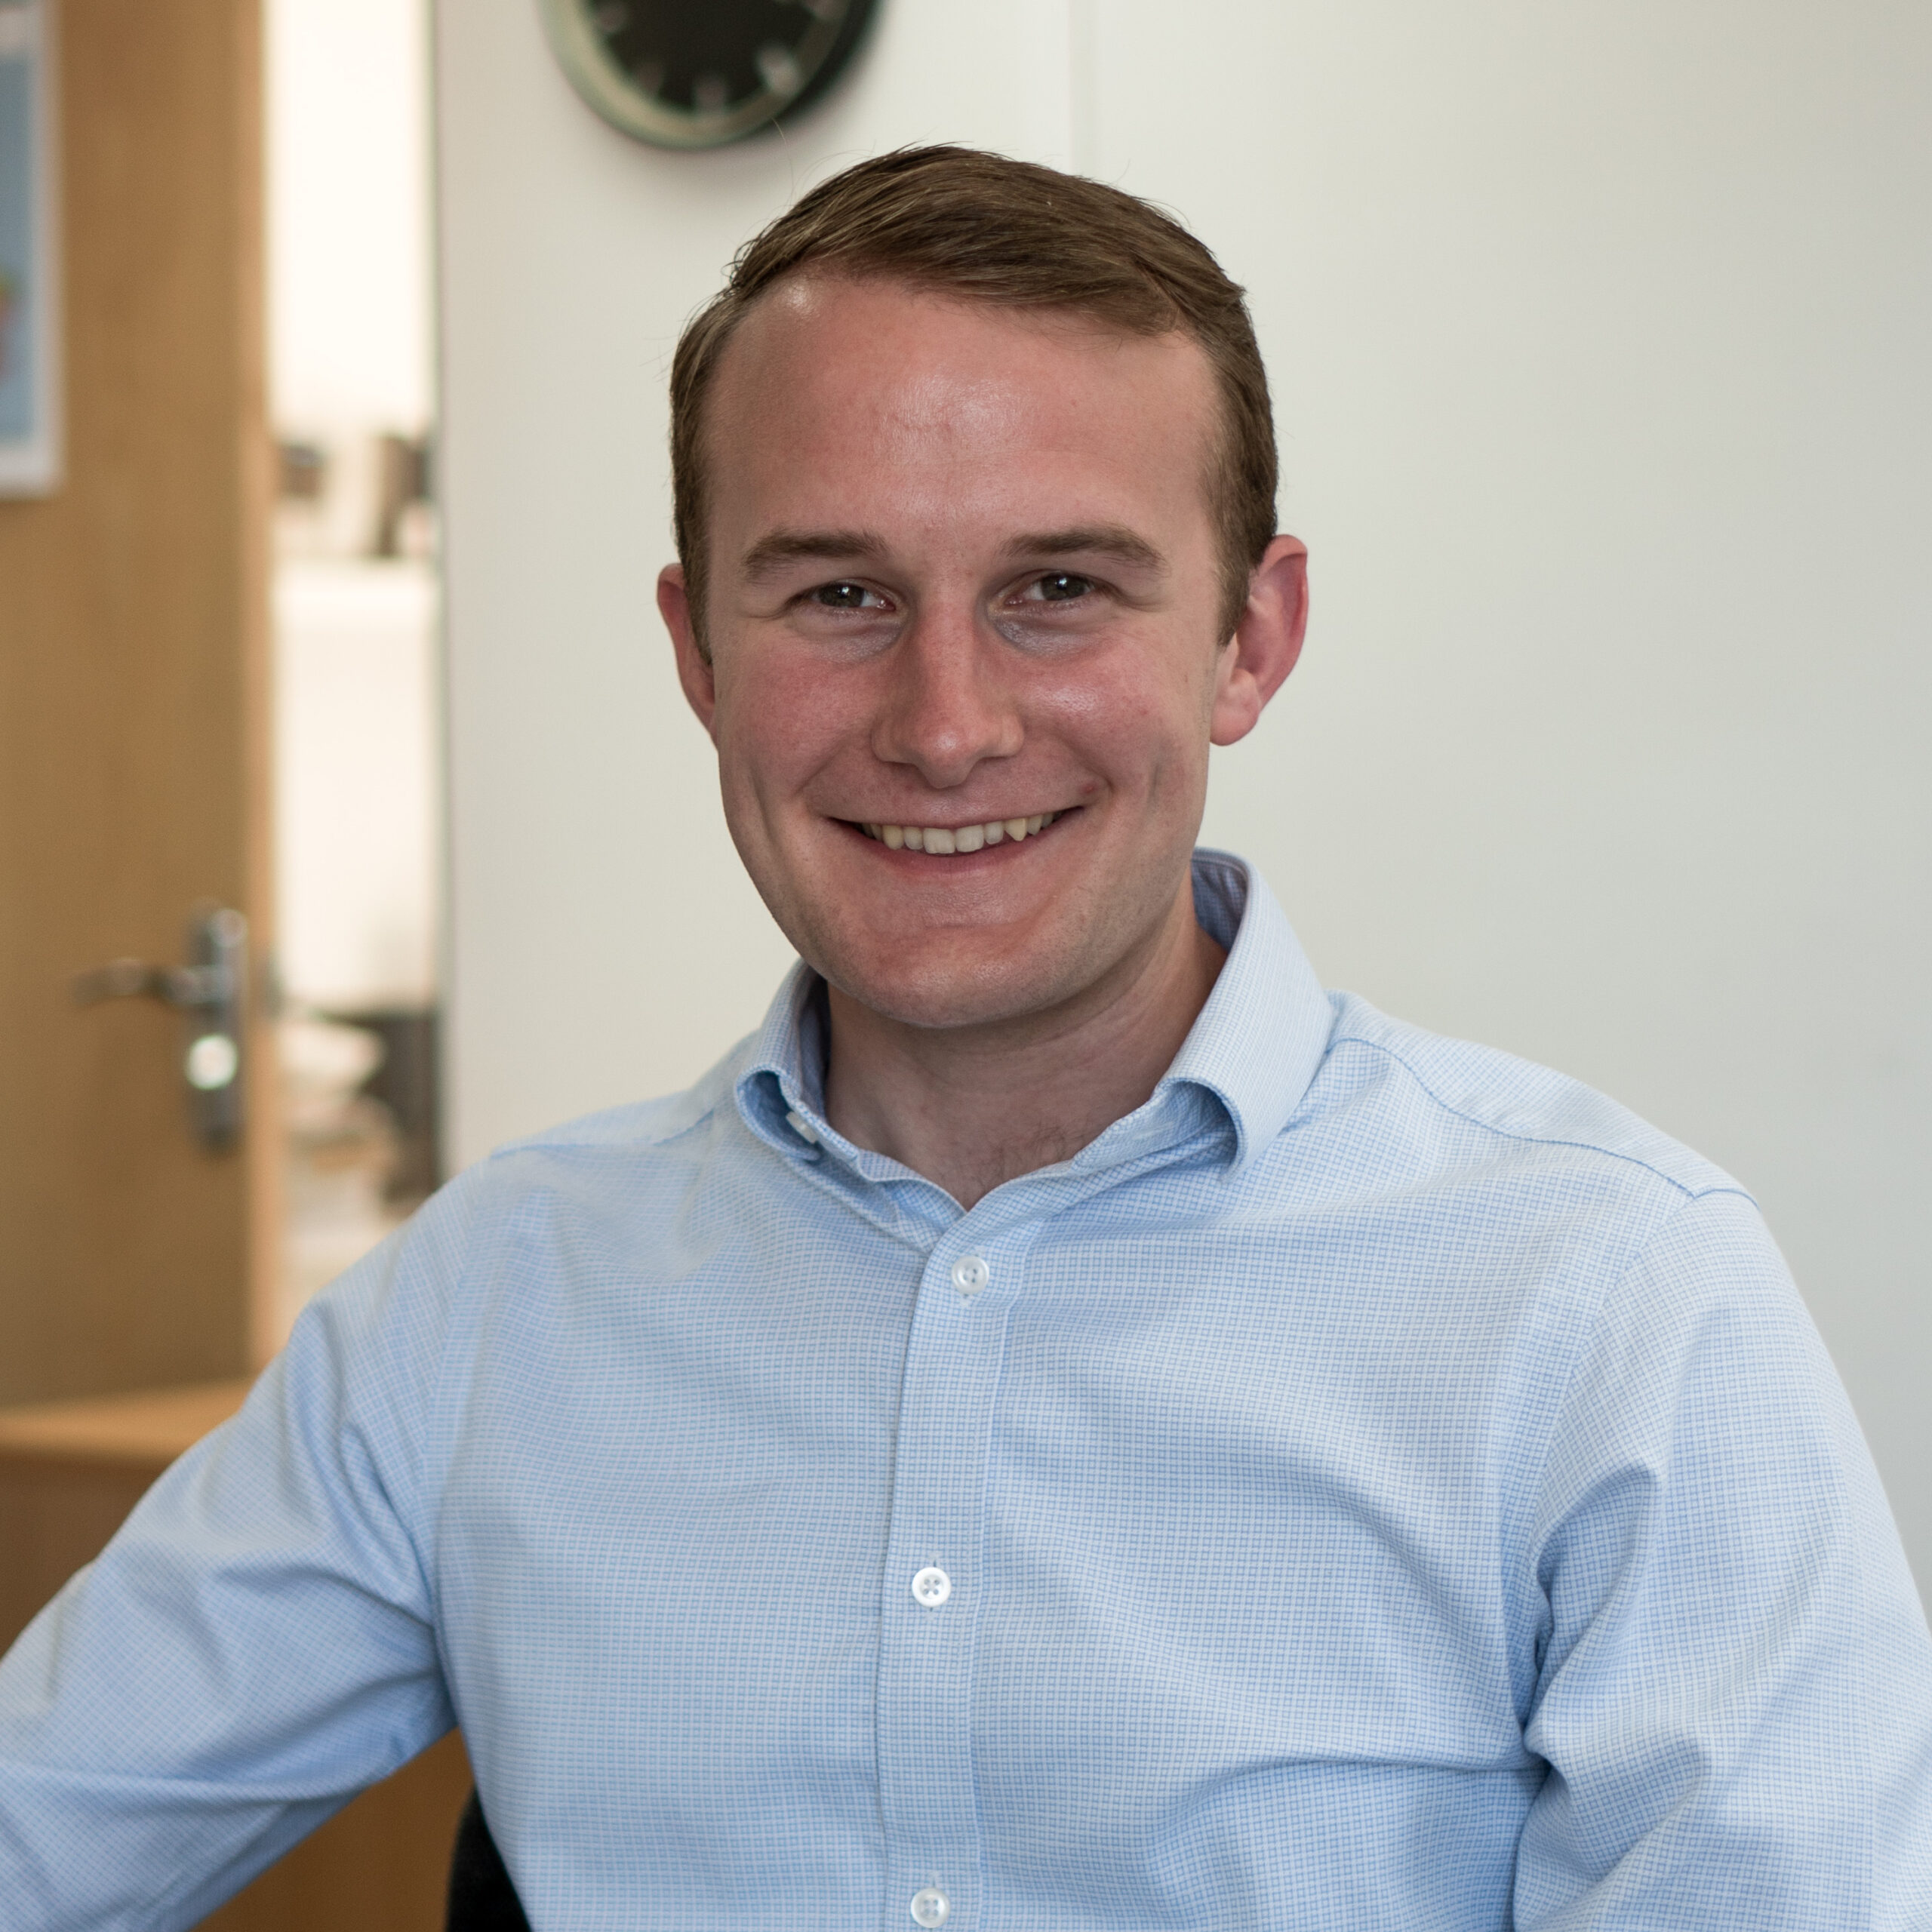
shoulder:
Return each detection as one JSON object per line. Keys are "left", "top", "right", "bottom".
{"left": 463, "top": 1051, "right": 744, "bottom": 1192}
{"left": 296, "top": 1051, "right": 757, "bottom": 1411}
{"left": 1308, "top": 989, "right": 1746, "bottom": 1208}
{"left": 343, "top": 1051, "right": 752, "bottom": 1314}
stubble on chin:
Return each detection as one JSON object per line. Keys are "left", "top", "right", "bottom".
{"left": 802, "top": 918, "right": 1075, "bottom": 1032}
{"left": 807, "top": 884, "right": 1180, "bottom": 1038}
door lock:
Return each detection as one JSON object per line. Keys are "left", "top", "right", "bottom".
{"left": 73, "top": 904, "right": 250, "bottom": 1149}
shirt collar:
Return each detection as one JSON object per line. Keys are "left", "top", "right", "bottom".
{"left": 733, "top": 848, "right": 1334, "bottom": 1175}
{"left": 734, "top": 964, "right": 835, "bottom": 1161}
{"left": 1156, "top": 848, "right": 1335, "bottom": 1167}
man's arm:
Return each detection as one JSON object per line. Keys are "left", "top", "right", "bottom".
{"left": 0, "top": 1177, "right": 475, "bottom": 1932}
{"left": 1515, "top": 1189, "right": 1932, "bottom": 1927}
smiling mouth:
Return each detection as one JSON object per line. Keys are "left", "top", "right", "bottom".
{"left": 854, "top": 811, "right": 1064, "bottom": 854}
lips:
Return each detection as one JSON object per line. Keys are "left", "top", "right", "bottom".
{"left": 859, "top": 812, "right": 1060, "bottom": 854}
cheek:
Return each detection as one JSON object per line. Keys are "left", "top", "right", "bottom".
{"left": 1027, "top": 647, "right": 1214, "bottom": 801}
{"left": 712, "top": 645, "right": 864, "bottom": 809}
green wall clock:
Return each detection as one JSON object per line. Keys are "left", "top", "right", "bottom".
{"left": 538, "top": 0, "right": 881, "bottom": 150}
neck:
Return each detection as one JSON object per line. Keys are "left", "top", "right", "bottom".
{"left": 822, "top": 878, "right": 1225, "bottom": 1208}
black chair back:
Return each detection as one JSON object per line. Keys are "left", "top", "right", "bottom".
{"left": 446, "top": 1789, "right": 532, "bottom": 1930}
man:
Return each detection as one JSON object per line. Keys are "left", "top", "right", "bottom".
{"left": 3, "top": 146, "right": 1930, "bottom": 1930}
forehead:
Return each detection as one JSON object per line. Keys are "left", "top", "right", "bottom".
{"left": 702, "top": 276, "right": 1222, "bottom": 545}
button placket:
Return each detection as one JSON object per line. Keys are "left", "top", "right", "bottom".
{"left": 874, "top": 1235, "right": 1014, "bottom": 1932}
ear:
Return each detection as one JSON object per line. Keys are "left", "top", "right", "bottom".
{"left": 659, "top": 565, "right": 719, "bottom": 740}
{"left": 1209, "top": 534, "right": 1309, "bottom": 748}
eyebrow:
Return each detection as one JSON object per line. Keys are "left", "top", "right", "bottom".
{"left": 738, "top": 529, "right": 888, "bottom": 583}
{"left": 1001, "top": 525, "right": 1166, "bottom": 573}
{"left": 736, "top": 523, "right": 1169, "bottom": 583}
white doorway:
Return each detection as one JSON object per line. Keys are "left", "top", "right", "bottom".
{"left": 266, "top": 0, "right": 441, "bottom": 1341}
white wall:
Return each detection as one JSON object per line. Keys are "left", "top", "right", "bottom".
{"left": 435, "top": 0, "right": 1931, "bottom": 1587}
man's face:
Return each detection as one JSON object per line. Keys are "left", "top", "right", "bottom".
{"left": 663, "top": 275, "right": 1303, "bottom": 1033}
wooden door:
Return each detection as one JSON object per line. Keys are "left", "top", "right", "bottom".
{"left": 0, "top": 11, "right": 472, "bottom": 1924}
{"left": 0, "top": 0, "right": 279, "bottom": 1404}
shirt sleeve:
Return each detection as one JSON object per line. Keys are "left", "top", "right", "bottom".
{"left": 0, "top": 1169, "right": 481, "bottom": 1932}
{"left": 1514, "top": 1186, "right": 1932, "bottom": 1929}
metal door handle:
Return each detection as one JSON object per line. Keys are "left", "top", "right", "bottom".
{"left": 72, "top": 904, "right": 249, "bottom": 1149}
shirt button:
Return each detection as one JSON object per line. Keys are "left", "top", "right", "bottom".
{"left": 910, "top": 1887, "right": 950, "bottom": 1927}
{"left": 911, "top": 1565, "right": 952, "bottom": 1607}
{"left": 950, "top": 1254, "right": 990, "bottom": 1297}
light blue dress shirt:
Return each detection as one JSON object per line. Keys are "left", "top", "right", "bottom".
{"left": 2, "top": 851, "right": 1930, "bottom": 1930}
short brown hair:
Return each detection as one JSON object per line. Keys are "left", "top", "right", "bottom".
{"left": 670, "top": 145, "right": 1278, "bottom": 648}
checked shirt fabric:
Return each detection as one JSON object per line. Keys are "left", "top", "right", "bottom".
{"left": 2, "top": 851, "right": 1930, "bottom": 1930}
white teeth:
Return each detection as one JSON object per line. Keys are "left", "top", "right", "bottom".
{"left": 865, "top": 812, "right": 1066, "bottom": 852}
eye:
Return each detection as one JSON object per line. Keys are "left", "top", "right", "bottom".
{"left": 809, "top": 581, "right": 888, "bottom": 610}
{"left": 1022, "top": 572, "right": 1097, "bottom": 604}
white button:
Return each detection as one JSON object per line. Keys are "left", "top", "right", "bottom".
{"left": 912, "top": 1565, "right": 952, "bottom": 1607}
{"left": 910, "top": 1887, "right": 950, "bottom": 1927}
{"left": 783, "top": 1109, "right": 820, "bottom": 1146}
{"left": 950, "top": 1254, "right": 989, "bottom": 1296}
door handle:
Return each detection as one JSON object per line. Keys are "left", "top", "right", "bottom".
{"left": 73, "top": 903, "right": 250, "bottom": 1149}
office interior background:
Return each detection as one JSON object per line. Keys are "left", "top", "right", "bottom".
{"left": 0, "top": 0, "right": 1927, "bottom": 1921}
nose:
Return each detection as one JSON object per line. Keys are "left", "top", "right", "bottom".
{"left": 871, "top": 609, "right": 1023, "bottom": 789}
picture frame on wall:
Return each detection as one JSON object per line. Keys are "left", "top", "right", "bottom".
{"left": 0, "top": 0, "right": 58, "bottom": 496}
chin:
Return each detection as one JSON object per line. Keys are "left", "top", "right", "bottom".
{"left": 816, "top": 932, "right": 1085, "bottom": 1033}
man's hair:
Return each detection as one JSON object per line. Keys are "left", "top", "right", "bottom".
{"left": 669, "top": 145, "right": 1278, "bottom": 649}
